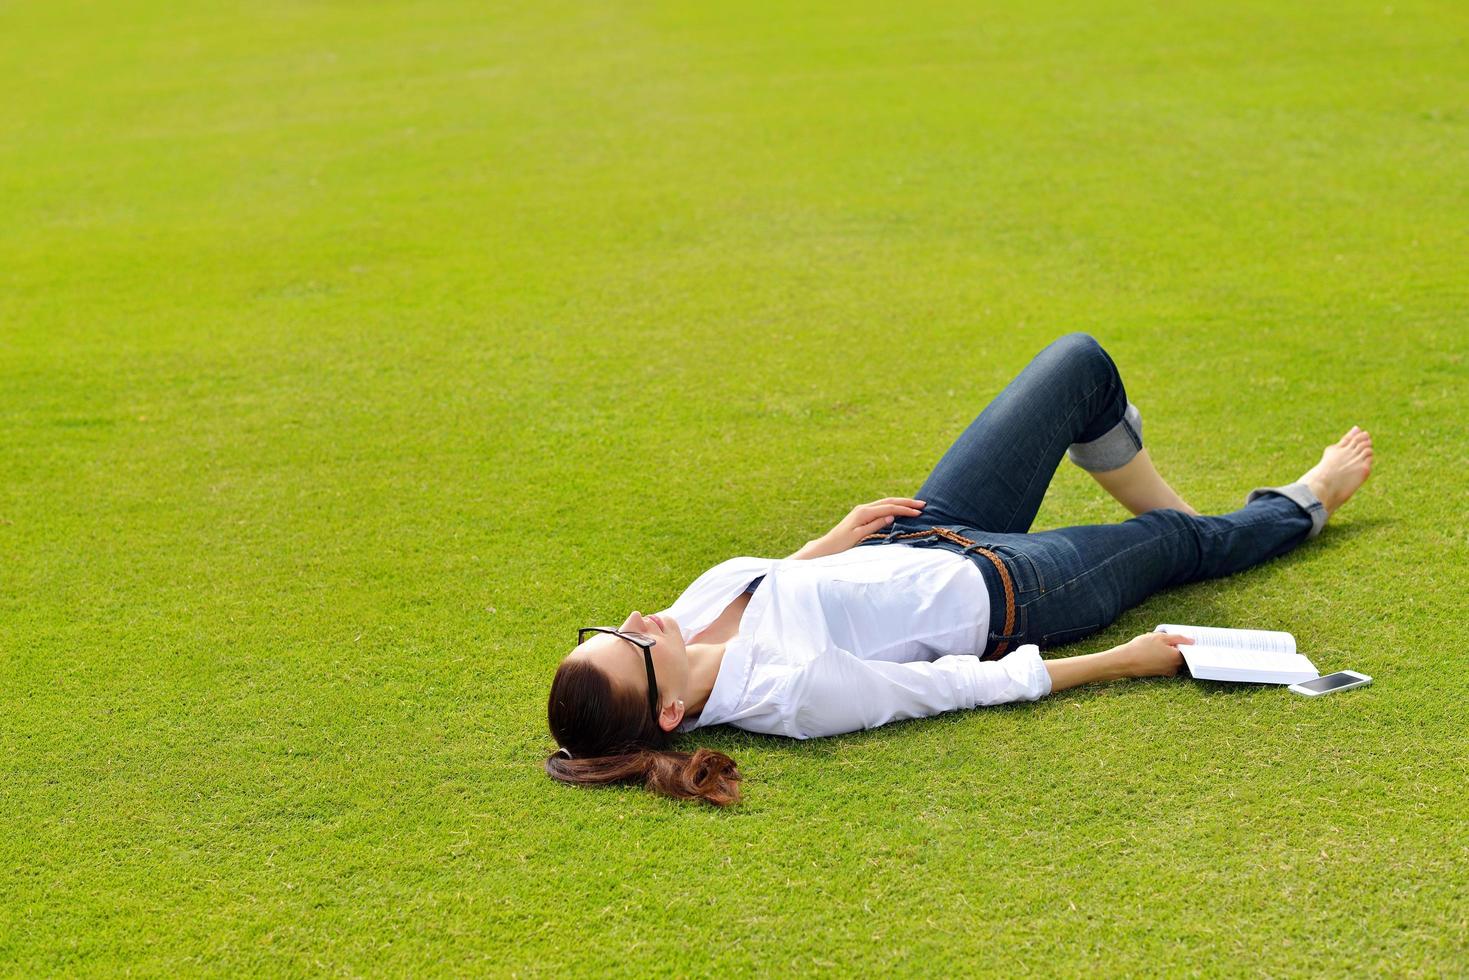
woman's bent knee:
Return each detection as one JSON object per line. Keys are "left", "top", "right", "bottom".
{"left": 1054, "top": 331, "right": 1101, "bottom": 352}
{"left": 1031, "top": 332, "right": 1120, "bottom": 403}
{"left": 1041, "top": 332, "right": 1111, "bottom": 376}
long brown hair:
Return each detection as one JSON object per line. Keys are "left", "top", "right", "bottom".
{"left": 545, "top": 658, "right": 741, "bottom": 806}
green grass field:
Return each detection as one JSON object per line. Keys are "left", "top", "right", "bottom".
{"left": 4, "top": 0, "right": 1467, "bottom": 974}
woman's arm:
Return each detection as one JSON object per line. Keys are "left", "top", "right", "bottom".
{"left": 788, "top": 497, "right": 927, "bottom": 560}
{"left": 1044, "top": 632, "right": 1193, "bottom": 692}
{"left": 761, "top": 644, "right": 1052, "bottom": 739}
{"left": 734, "top": 636, "right": 1191, "bottom": 740}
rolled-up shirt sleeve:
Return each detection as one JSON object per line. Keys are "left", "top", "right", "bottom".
{"left": 781, "top": 643, "right": 1052, "bottom": 739}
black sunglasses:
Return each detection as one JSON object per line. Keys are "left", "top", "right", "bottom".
{"left": 577, "top": 627, "right": 661, "bottom": 725}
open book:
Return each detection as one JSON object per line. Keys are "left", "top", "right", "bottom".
{"left": 1155, "top": 624, "right": 1319, "bottom": 685}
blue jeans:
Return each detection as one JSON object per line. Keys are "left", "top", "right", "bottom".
{"left": 852, "top": 333, "right": 1325, "bottom": 653}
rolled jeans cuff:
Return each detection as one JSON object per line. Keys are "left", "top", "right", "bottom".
{"left": 1245, "top": 480, "right": 1328, "bottom": 539}
{"left": 1067, "top": 402, "right": 1143, "bottom": 473}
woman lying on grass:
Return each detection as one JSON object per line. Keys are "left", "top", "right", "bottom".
{"left": 546, "top": 333, "right": 1373, "bottom": 805}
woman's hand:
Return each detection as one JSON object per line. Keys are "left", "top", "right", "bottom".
{"left": 789, "top": 497, "right": 926, "bottom": 560}
{"left": 1043, "top": 632, "right": 1195, "bottom": 693}
{"left": 1115, "top": 632, "right": 1194, "bottom": 678}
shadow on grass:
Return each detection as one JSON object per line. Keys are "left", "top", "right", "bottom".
{"left": 1289, "top": 512, "right": 1395, "bottom": 550}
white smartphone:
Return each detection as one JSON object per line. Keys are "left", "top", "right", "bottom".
{"left": 1289, "top": 670, "right": 1372, "bottom": 697}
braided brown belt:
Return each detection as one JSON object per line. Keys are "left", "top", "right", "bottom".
{"left": 858, "top": 526, "right": 1019, "bottom": 660}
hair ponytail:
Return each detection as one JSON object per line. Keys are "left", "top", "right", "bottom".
{"left": 545, "top": 746, "right": 741, "bottom": 806}
{"left": 546, "top": 658, "right": 742, "bottom": 806}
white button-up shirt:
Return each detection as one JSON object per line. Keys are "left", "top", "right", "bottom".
{"left": 658, "top": 544, "right": 1051, "bottom": 740}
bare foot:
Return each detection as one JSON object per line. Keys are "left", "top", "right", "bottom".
{"left": 1298, "top": 426, "right": 1374, "bottom": 516}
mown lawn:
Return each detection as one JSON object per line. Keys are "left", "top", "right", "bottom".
{"left": 2, "top": 0, "right": 1465, "bottom": 973}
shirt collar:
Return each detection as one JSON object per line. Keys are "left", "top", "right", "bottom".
{"left": 656, "top": 556, "right": 781, "bottom": 642}
{"left": 677, "top": 634, "right": 754, "bottom": 733}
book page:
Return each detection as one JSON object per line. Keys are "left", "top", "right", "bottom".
{"left": 1155, "top": 624, "right": 1295, "bottom": 654}
{"left": 1179, "top": 647, "right": 1317, "bottom": 676}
